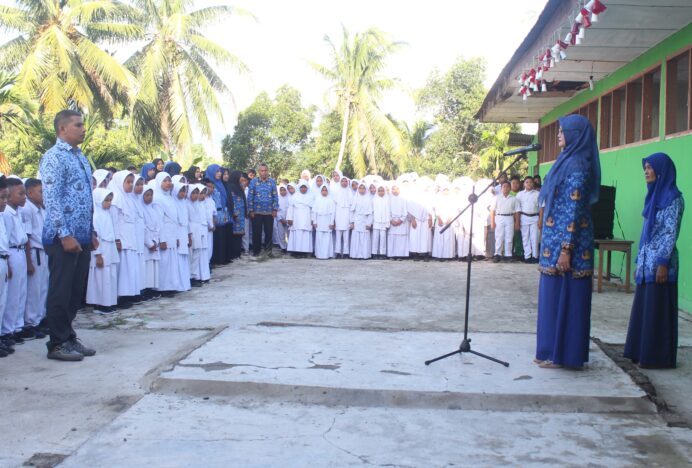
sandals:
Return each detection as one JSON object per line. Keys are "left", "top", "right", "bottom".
{"left": 538, "top": 361, "right": 563, "bottom": 369}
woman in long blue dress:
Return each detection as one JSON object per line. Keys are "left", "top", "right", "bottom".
{"left": 624, "top": 153, "right": 684, "bottom": 368}
{"left": 205, "top": 164, "right": 232, "bottom": 265}
{"left": 535, "top": 114, "right": 601, "bottom": 369}
{"left": 228, "top": 170, "right": 247, "bottom": 260}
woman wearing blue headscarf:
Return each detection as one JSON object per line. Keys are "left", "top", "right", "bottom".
{"left": 205, "top": 164, "right": 232, "bottom": 265}
{"left": 140, "top": 163, "right": 156, "bottom": 182}
{"left": 624, "top": 153, "right": 684, "bottom": 369}
{"left": 164, "top": 161, "right": 182, "bottom": 177}
{"left": 535, "top": 114, "right": 601, "bottom": 369}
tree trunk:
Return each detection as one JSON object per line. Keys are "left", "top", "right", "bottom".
{"left": 335, "top": 102, "right": 350, "bottom": 171}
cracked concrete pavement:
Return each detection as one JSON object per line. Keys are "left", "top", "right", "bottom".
{"left": 1, "top": 254, "right": 691, "bottom": 467}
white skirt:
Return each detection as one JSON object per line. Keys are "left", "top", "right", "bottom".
{"left": 117, "top": 249, "right": 142, "bottom": 296}
{"left": 156, "top": 247, "right": 180, "bottom": 292}
{"left": 87, "top": 264, "right": 118, "bottom": 307}
{"left": 314, "top": 231, "right": 334, "bottom": 259}
{"left": 350, "top": 231, "right": 372, "bottom": 259}
{"left": 432, "top": 226, "right": 456, "bottom": 259}
{"left": 287, "top": 229, "right": 313, "bottom": 253}
{"left": 387, "top": 233, "right": 409, "bottom": 258}
{"left": 190, "top": 248, "right": 211, "bottom": 281}
{"left": 144, "top": 259, "right": 159, "bottom": 290}
{"left": 409, "top": 224, "right": 431, "bottom": 253}
{"left": 177, "top": 253, "right": 191, "bottom": 291}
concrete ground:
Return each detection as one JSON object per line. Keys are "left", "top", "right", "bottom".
{"left": 1, "top": 254, "right": 691, "bottom": 467}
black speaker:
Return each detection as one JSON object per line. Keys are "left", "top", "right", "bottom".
{"left": 591, "top": 185, "right": 616, "bottom": 239}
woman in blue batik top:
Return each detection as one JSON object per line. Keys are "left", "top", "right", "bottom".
{"left": 205, "top": 164, "right": 232, "bottom": 265}
{"left": 535, "top": 114, "right": 601, "bottom": 369}
{"left": 624, "top": 153, "right": 684, "bottom": 369}
{"left": 228, "top": 170, "right": 247, "bottom": 260}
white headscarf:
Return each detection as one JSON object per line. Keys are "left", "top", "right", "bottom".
{"left": 93, "top": 169, "right": 110, "bottom": 188}
{"left": 372, "top": 184, "right": 390, "bottom": 224}
{"left": 312, "top": 184, "right": 335, "bottom": 215}
{"left": 353, "top": 181, "right": 373, "bottom": 215}
{"left": 278, "top": 184, "right": 289, "bottom": 212}
{"left": 108, "top": 170, "right": 137, "bottom": 220}
{"left": 141, "top": 181, "right": 160, "bottom": 230}
{"left": 291, "top": 180, "right": 313, "bottom": 208}
{"left": 92, "top": 188, "right": 116, "bottom": 242}
{"left": 333, "top": 177, "right": 352, "bottom": 209}
{"left": 152, "top": 171, "right": 177, "bottom": 222}
{"left": 389, "top": 182, "right": 407, "bottom": 219}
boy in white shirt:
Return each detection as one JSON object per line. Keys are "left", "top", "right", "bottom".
{"left": 22, "top": 178, "right": 49, "bottom": 337}
{"left": 0, "top": 177, "right": 12, "bottom": 357}
{"left": 2, "top": 178, "right": 30, "bottom": 342}
{"left": 490, "top": 181, "right": 517, "bottom": 263}
{"left": 515, "top": 176, "right": 540, "bottom": 263}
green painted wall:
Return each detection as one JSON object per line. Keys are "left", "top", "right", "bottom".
{"left": 528, "top": 23, "right": 692, "bottom": 312}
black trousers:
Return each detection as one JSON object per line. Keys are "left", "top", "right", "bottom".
{"left": 229, "top": 234, "right": 243, "bottom": 259}
{"left": 252, "top": 214, "right": 274, "bottom": 255}
{"left": 211, "top": 224, "right": 231, "bottom": 265}
{"left": 45, "top": 243, "right": 91, "bottom": 349}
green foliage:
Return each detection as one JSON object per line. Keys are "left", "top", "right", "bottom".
{"left": 221, "top": 85, "right": 315, "bottom": 177}
{"left": 0, "top": 116, "right": 153, "bottom": 177}
{"left": 311, "top": 27, "right": 406, "bottom": 177}
{"left": 413, "top": 56, "right": 519, "bottom": 178}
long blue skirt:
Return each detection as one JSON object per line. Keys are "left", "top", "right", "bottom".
{"left": 623, "top": 282, "right": 678, "bottom": 368}
{"left": 536, "top": 272, "right": 592, "bottom": 367}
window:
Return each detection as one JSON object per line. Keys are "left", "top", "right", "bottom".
{"left": 600, "top": 66, "right": 661, "bottom": 149}
{"left": 537, "top": 121, "right": 559, "bottom": 164}
{"left": 665, "top": 50, "right": 691, "bottom": 135}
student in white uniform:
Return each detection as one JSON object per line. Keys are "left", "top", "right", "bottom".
{"left": 273, "top": 184, "right": 289, "bottom": 251}
{"left": 0, "top": 177, "right": 11, "bottom": 357}
{"left": 22, "top": 178, "right": 49, "bottom": 336}
{"left": 91, "top": 168, "right": 110, "bottom": 190}
{"left": 371, "top": 184, "right": 389, "bottom": 258}
{"left": 515, "top": 176, "right": 540, "bottom": 263}
{"left": 287, "top": 180, "right": 313, "bottom": 257}
{"left": 87, "top": 188, "right": 119, "bottom": 314}
{"left": 407, "top": 184, "right": 432, "bottom": 259}
{"left": 490, "top": 181, "right": 517, "bottom": 262}
{"left": 2, "top": 178, "right": 29, "bottom": 342}
{"left": 188, "top": 184, "right": 210, "bottom": 285}
{"left": 132, "top": 176, "right": 147, "bottom": 298}
{"left": 152, "top": 172, "right": 181, "bottom": 295}
{"left": 172, "top": 180, "right": 191, "bottom": 291}
{"left": 141, "top": 182, "right": 160, "bottom": 297}
{"left": 108, "top": 170, "right": 142, "bottom": 304}
{"left": 333, "top": 176, "right": 352, "bottom": 258}
{"left": 387, "top": 182, "right": 409, "bottom": 259}
{"left": 199, "top": 185, "right": 215, "bottom": 271}
{"left": 311, "top": 185, "right": 335, "bottom": 259}
{"left": 349, "top": 181, "right": 373, "bottom": 260}
{"left": 431, "top": 185, "right": 457, "bottom": 260}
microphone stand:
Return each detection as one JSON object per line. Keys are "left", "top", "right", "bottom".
{"left": 424, "top": 151, "right": 529, "bottom": 367}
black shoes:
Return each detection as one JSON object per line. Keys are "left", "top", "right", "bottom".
{"left": 492, "top": 255, "right": 501, "bottom": 263}
{"left": 47, "top": 342, "right": 84, "bottom": 361}
{"left": 94, "top": 305, "right": 117, "bottom": 315}
{"left": 16, "top": 327, "right": 38, "bottom": 341}
{"left": 70, "top": 338, "right": 96, "bottom": 357}
{"left": 190, "top": 279, "right": 203, "bottom": 287}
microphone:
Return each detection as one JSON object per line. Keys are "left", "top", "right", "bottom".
{"left": 503, "top": 143, "right": 542, "bottom": 157}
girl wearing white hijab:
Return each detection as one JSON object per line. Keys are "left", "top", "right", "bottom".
{"left": 371, "top": 184, "right": 390, "bottom": 258}
{"left": 92, "top": 168, "right": 110, "bottom": 190}
{"left": 152, "top": 172, "right": 181, "bottom": 294}
{"left": 108, "top": 170, "right": 142, "bottom": 301}
{"left": 187, "top": 184, "right": 210, "bottom": 285}
{"left": 476, "top": 178, "right": 494, "bottom": 258}
{"left": 87, "top": 188, "right": 119, "bottom": 314}
{"left": 141, "top": 181, "right": 160, "bottom": 295}
{"left": 407, "top": 182, "right": 433, "bottom": 259}
{"left": 311, "top": 185, "right": 336, "bottom": 259}
{"left": 387, "top": 182, "right": 409, "bottom": 259}
{"left": 333, "top": 176, "right": 352, "bottom": 258}
{"left": 431, "top": 185, "right": 457, "bottom": 260}
{"left": 201, "top": 185, "right": 216, "bottom": 267}
{"left": 172, "top": 180, "right": 191, "bottom": 291}
{"left": 349, "top": 181, "right": 373, "bottom": 259}
{"left": 132, "top": 175, "right": 148, "bottom": 295}
{"left": 330, "top": 169, "right": 343, "bottom": 192}
{"left": 287, "top": 180, "right": 314, "bottom": 256}
{"left": 273, "top": 184, "right": 289, "bottom": 251}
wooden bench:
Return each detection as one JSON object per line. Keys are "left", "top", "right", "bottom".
{"left": 594, "top": 239, "right": 633, "bottom": 293}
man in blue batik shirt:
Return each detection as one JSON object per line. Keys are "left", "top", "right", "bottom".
{"left": 247, "top": 163, "right": 279, "bottom": 256}
{"left": 39, "top": 110, "right": 97, "bottom": 362}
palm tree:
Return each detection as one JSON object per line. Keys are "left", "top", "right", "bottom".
{"left": 0, "top": 0, "right": 140, "bottom": 117}
{"left": 312, "top": 27, "right": 405, "bottom": 177}
{"left": 127, "top": 0, "right": 252, "bottom": 158}
{"left": 477, "top": 125, "right": 526, "bottom": 177}
{"left": 0, "top": 70, "right": 34, "bottom": 131}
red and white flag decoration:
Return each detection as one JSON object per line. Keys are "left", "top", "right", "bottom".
{"left": 518, "top": 0, "right": 607, "bottom": 100}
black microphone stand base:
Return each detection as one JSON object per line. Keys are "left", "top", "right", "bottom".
{"left": 425, "top": 338, "right": 510, "bottom": 367}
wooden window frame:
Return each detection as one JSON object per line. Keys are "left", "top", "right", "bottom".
{"left": 664, "top": 47, "right": 692, "bottom": 137}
